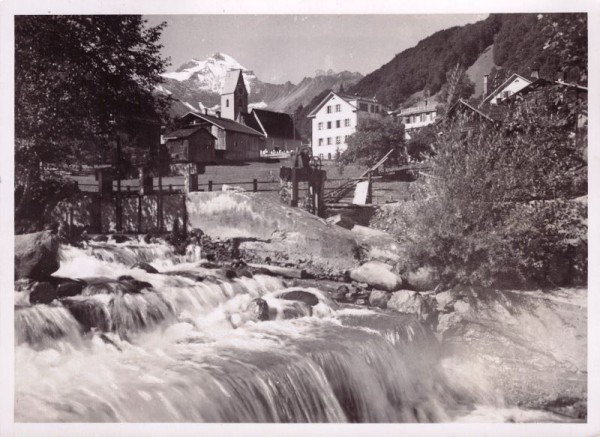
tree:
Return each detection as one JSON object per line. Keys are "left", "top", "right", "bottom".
{"left": 436, "top": 64, "right": 475, "bottom": 108}
{"left": 338, "top": 117, "right": 406, "bottom": 169}
{"left": 15, "top": 15, "right": 171, "bottom": 230}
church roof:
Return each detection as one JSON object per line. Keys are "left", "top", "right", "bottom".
{"left": 222, "top": 69, "right": 244, "bottom": 95}
{"left": 247, "top": 109, "right": 301, "bottom": 139}
{"left": 182, "top": 112, "right": 264, "bottom": 137}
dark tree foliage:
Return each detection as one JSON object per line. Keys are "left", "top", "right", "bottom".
{"left": 15, "top": 15, "right": 171, "bottom": 231}
{"left": 349, "top": 13, "right": 587, "bottom": 110}
{"left": 349, "top": 15, "right": 503, "bottom": 107}
{"left": 338, "top": 117, "right": 406, "bottom": 169}
{"left": 493, "top": 13, "right": 587, "bottom": 83}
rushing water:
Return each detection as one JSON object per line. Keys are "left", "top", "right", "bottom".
{"left": 14, "top": 240, "right": 578, "bottom": 423}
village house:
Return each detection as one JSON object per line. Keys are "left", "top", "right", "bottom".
{"left": 163, "top": 126, "right": 216, "bottom": 171}
{"left": 394, "top": 102, "right": 437, "bottom": 140}
{"left": 447, "top": 69, "right": 588, "bottom": 139}
{"left": 242, "top": 108, "right": 302, "bottom": 154}
{"left": 308, "top": 91, "right": 384, "bottom": 160}
{"left": 480, "top": 72, "right": 532, "bottom": 106}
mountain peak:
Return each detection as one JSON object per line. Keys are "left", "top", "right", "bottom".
{"left": 162, "top": 52, "right": 255, "bottom": 93}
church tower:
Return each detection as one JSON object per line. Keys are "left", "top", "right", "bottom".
{"left": 220, "top": 69, "right": 248, "bottom": 122}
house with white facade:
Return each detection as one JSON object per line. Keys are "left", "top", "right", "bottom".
{"left": 394, "top": 103, "right": 437, "bottom": 140}
{"left": 307, "top": 91, "right": 383, "bottom": 160}
{"left": 481, "top": 73, "right": 532, "bottom": 106}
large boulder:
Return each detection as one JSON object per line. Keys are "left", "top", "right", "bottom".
{"left": 387, "top": 289, "right": 431, "bottom": 322}
{"left": 29, "top": 282, "right": 57, "bottom": 305}
{"left": 349, "top": 261, "right": 403, "bottom": 292}
{"left": 368, "top": 289, "right": 391, "bottom": 309}
{"left": 405, "top": 266, "right": 439, "bottom": 292}
{"left": 15, "top": 231, "right": 60, "bottom": 280}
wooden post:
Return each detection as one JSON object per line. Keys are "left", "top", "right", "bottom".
{"left": 137, "top": 195, "right": 142, "bottom": 233}
{"left": 208, "top": 180, "right": 213, "bottom": 192}
{"left": 253, "top": 178, "right": 258, "bottom": 193}
{"left": 115, "top": 134, "right": 122, "bottom": 233}
{"left": 182, "top": 194, "right": 188, "bottom": 233}
{"left": 315, "top": 171, "right": 326, "bottom": 218}
{"left": 68, "top": 206, "right": 74, "bottom": 240}
{"left": 157, "top": 173, "right": 163, "bottom": 232}
{"left": 367, "top": 172, "right": 373, "bottom": 204}
{"left": 291, "top": 168, "right": 299, "bottom": 207}
{"left": 185, "top": 172, "right": 198, "bottom": 193}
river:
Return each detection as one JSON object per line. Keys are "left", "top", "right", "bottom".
{"left": 14, "top": 240, "right": 584, "bottom": 422}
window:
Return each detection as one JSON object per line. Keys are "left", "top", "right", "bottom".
{"left": 335, "top": 104, "right": 341, "bottom": 112}
{"left": 318, "top": 138, "right": 324, "bottom": 146}
{"left": 359, "top": 103, "right": 368, "bottom": 111}
{"left": 336, "top": 120, "right": 341, "bottom": 128}
{"left": 336, "top": 136, "right": 341, "bottom": 145}
{"left": 344, "top": 135, "right": 349, "bottom": 143}
{"left": 327, "top": 121, "right": 332, "bottom": 129}
{"left": 404, "top": 117, "right": 410, "bottom": 124}
{"left": 344, "top": 119, "right": 350, "bottom": 127}
{"left": 326, "top": 105, "right": 332, "bottom": 113}
{"left": 327, "top": 137, "right": 332, "bottom": 145}
{"left": 226, "top": 99, "right": 229, "bottom": 107}
{"left": 318, "top": 122, "right": 323, "bottom": 130}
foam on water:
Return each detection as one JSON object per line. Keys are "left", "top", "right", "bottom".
{"left": 14, "top": 242, "right": 575, "bottom": 423}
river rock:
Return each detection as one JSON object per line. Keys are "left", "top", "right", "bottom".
{"left": 29, "top": 282, "right": 57, "bottom": 304}
{"left": 332, "top": 285, "right": 349, "bottom": 300}
{"left": 274, "top": 289, "right": 319, "bottom": 306}
{"left": 117, "top": 276, "right": 154, "bottom": 293}
{"left": 15, "top": 231, "right": 60, "bottom": 280}
{"left": 405, "top": 266, "right": 439, "bottom": 292}
{"left": 349, "top": 261, "right": 403, "bottom": 292}
{"left": 434, "top": 289, "right": 459, "bottom": 313}
{"left": 112, "top": 234, "right": 129, "bottom": 243}
{"left": 92, "top": 234, "right": 108, "bottom": 242}
{"left": 387, "top": 289, "right": 431, "bottom": 322}
{"left": 132, "top": 262, "right": 159, "bottom": 274}
{"left": 247, "top": 298, "right": 270, "bottom": 321}
{"left": 56, "top": 280, "right": 86, "bottom": 298}
{"left": 368, "top": 289, "right": 391, "bottom": 309}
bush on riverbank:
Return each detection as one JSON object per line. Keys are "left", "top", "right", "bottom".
{"left": 374, "top": 84, "right": 587, "bottom": 288}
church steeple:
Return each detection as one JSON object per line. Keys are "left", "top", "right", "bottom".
{"left": 221, "top": 69, "right": 248, "bottom": 122}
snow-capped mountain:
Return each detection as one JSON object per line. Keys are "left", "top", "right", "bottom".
{"left": 159, "top": 53, "right": 363, "bottom": 117}
{"left": 162, "top": 52, "right": 257, "bottom": 93}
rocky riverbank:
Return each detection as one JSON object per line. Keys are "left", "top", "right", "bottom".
{"left": 14, "top": 193, "right": 588, "bottom": 421}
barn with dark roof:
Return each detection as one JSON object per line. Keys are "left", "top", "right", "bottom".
{"left": 242, "top": 109, "right": 302, "bottom": 153}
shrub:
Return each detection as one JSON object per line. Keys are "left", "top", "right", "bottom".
{"left": 391, "top": 85, "right": 587, "bottom": 288}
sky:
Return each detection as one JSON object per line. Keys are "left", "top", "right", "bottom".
{"left": 144, "top": 14, "right": 488, "bottom": 84}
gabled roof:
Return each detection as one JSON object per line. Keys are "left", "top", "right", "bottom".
{"left": 307, "top": 91, "right": 357, "bottom": 118}
{"left": 222, "top": 69, "right": 244, "bottom": 95}
{"left": 163, "top": 126, "right": 216, "bottom": 140}
{"left": 448, "top": 98, "right": 505, "bottom": 123}
{"left": 180, "top": 112, "right": 264, "bottom": 137}
{"left": 248, "top": 109, "right": 300, "bottom": 139}
{"left": 481, "top": 73, "right": 532, "bottom": 105}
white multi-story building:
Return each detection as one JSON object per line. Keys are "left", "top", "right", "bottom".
{"left": 395, "top": 104, "right": 438, "bottom": 140}
{"left": 307, "top": 91, "right": 383, "bottom": 160}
